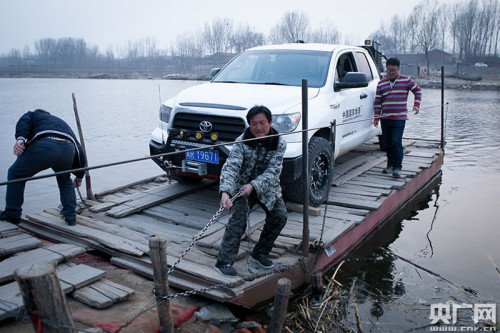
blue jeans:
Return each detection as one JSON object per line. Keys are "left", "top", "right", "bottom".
{"left": 381, "top": 119, "right": 406, "bottom": 170}
{"left": 5, "top": 138, "right": 77, "bottom": 220}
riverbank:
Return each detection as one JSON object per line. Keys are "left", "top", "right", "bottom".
{"left": 0, "top": 71, "right": 498, "bottom": 90}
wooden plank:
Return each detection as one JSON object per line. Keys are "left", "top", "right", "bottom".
{"left": 92, "top": 279, "right": 135, "bottom": 301}
{"left": 285, "top": 202, "right": 322, "bottom": 216}
{"left": 406, "top": 150, "right": 438, "bottom": 158}
{"left": 0, "top": 248, "right": 62, "bottom": 283}
{"left": 110, "top": 257, "right": 234, "bottom": 301}
{"left": 330, "top": 186, "right": 382, "bottom": 198}
{"left": 57, "top": 264, "right": 106, "bottom": 290}
{"left": 106, "top": 180, "right": 216, "bottom": 217}
{"left": 334, "top": 153, "right": 384, "bottom": 179}
{"left": 340, "top": 183, "right": 393, "bottom": 196}
{"left": 333, "top": 156, "right": 387, "bottom": 187}
{"left": 0, "top": 233, "right": 42, "bottom": 256}
{"left": 321, "top": 219, "right": 357, "bottom": 247}
{"left": 348, "top": 178, "right": 396, "bottom": 189}
{"left": 356, "top": 175, "right": 407, "bottom": 189}
{"left": 72, "top": 285, "right": 113, "bottom": 309}
{"left": 329, "top": 191, "right": 380, "bottom": 202}
{"left": 27, "top": 211, "right": 145, "bottom": 256}
{"left": 327, "top": 196, "right": 381, "bottom": 211}
{"left": 0, "top": 221, "right": 22, "bottom": 238}
{"left": 0, "top": 282, "right": 23, "bottom": 321}
{"left": 45, "top": 208, "right": 150, "bottom": 248}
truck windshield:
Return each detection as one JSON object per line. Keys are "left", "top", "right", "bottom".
{"left": 212, "top": 50, "right": 332, "bottom": 88}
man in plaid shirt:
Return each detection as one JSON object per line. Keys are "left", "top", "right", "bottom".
{"left": 374, "top": 57, "right": 422, "bottom": 178}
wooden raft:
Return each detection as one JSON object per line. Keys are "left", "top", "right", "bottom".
{"left": 18, "top": 138, "right": 443, "bottom": 304}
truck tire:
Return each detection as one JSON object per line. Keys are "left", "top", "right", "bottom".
{"left": 284, "top": 137, "right": 334, "bottom": 206}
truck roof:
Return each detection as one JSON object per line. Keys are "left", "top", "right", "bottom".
{"left": 246, "top": 43, "right": 359, "bottom": 53}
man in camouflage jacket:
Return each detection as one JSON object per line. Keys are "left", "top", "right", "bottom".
{"left": 215, "top": 106, "right": 288, "bottom": 277}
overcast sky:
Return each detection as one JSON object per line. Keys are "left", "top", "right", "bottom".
{"left": 1, "top": 0, "right": 459, "bottom": 55}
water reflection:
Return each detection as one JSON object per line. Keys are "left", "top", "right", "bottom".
{"left": 330, "top": 173, "right": 441, "bottom": 321}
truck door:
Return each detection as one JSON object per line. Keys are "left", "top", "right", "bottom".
{"left": 332, "top": 51, "right": 368, "bottom": 155}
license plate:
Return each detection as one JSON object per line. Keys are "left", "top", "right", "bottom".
{"left": 185, "top": 149, "right": 219, "bottom": 164}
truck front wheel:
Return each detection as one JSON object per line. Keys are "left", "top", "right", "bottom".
{"left": 284, "top": 137, "right": 334, "bottom": 206}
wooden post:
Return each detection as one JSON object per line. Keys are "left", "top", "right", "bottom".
{"left": 15, "top": 263, "right": 74, "bottom": 332}
{"left": 149, "top": 237, "right": 174, "bottom": 332}
{"left": 72, "top": 93, "right": 95, "bottom": 200}
{"left": 267, "top": 278, "right": 291, "bottom": 333}
{"left": 311, "top": 271, "right": 323, "bottom": 301}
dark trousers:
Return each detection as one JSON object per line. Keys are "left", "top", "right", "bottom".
{"left": 5, "top": 138, "right": 77, "bottom": 220}
{"left": 217, "top": 194, "right": 287, "bottom": 266}
{"left": 381, "top": 119, "right": 406, "bottom": 170}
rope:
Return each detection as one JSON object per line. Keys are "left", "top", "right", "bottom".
{"left": 0, "top": 102, "right": 448, "bottom": 187}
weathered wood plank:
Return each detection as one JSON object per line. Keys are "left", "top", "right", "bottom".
{"left": 0, "top": 243, "right": 85, "bottom": 284}
{"left": 45, "top": 208, "right": 150, "bottom": 248}
{"left": 106, "top": 180, "right": 216, "bottom": 217}
{"left": 333, "top": 156, "right": 387, "bottom": 186}
{"left": 0, "top": 221, "right": 22, "bottom": 238}
{"left": 327, "top": 196, "right": 381, "bottom": 211}
{"left": 333, "top": 153, "right": 383, "bottom": 179}
{"left": 110, "top": 257, "right": 235, "bottom": 301}
{"left": 0, "top": 282, "right": 23, "bottom": 321}
{"left": 330, "top": 186, "right": 382, "bottom": 198}
{"left": 57, "top": 264, "right": 106, "bottom": 290}
{"left": 27, "top": 211, "right": 145, "bottom": 256}
{"left": 340, "top": 183, "right": 393, "bottom": 195}
{"left": 0, "top": 233, "right": 42, "bottom": 256}
{"left": 321, "top": 219, "right": 357, "bottom": 247}
{"left": 356, "top": 175, "right": 407, "bottom": 189}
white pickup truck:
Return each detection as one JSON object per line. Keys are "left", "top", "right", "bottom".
{"left": 150, "top": 41, "right": 384, "bottom": 205}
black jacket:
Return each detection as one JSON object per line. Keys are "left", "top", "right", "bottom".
{"left": 15, "top": 110, "right": 87, "bottom": 180}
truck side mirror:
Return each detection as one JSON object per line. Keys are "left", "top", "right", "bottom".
{"left": 334, "top": 72, "right": 369, "bottom": 90}
{"left": 209, "top": 68, "right": 221, "bottom": 78}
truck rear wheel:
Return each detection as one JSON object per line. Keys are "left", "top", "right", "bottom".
{"left": 284, "top": 137, "right": 333, "bottom": 206}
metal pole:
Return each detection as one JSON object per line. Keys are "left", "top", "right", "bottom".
{"left": 301, "top": 79, "right": 310, "bottom": 257}
{"left": 72, "top": 93, "right": 95, "bottom": 200}
{"left": 440, "top": 66, "right": 445, "bottom": 150}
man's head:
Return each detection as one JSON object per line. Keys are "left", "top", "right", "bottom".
{"left": 246, "top": 105, "right": 272, "bottom": 138}
{"left": 386, "top": 57, "right": 400, "bottom": 81}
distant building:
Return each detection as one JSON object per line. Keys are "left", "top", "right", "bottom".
{"left": 387, "top": 50, "right": 455, "bottom": 76}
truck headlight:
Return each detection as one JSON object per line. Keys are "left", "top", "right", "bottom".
{"left": 272, "top": 113, "right": 301, "bottom": 133}
{"left": 160, "top": 105, "right": 172, "bottom": 123}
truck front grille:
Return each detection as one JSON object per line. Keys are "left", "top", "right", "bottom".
{"left": 172, "top": 112, "right": 246, "bottom": 141}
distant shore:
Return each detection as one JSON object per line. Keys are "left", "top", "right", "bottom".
{"left": 0, "top": 71, "right": 498, "bottom": 90}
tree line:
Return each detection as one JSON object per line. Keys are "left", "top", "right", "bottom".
{"left": 1, "top": 0, "right": 498, "bottom": 75}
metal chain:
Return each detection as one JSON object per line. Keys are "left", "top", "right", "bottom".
{"left": 167, "top": 190, "right": 243, "bottom": 274}
{"left": 155, "top": 259, "right": 302, "bottom": 301}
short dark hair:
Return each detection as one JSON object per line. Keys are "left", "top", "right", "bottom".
{"left": 386, "top": 58, "right": 400, "bottom": 67}
{"left": 34, "top": 109, "right": 50, "bottom": 114}
{"left": 246, "top": 105, "right": 272, "bottom": 123}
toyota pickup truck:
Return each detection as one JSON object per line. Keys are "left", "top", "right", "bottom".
{"left": 149, "top": 40, "right": 384, "bottom": 205}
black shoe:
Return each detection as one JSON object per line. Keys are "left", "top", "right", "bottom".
{"left": 214, "top": 263, "right": 237, "bottom": 277}
{"left": 250, "top": 254, "right": 274, "bottom": 269}
{"left": 65, "top": 217, "right": 76, "bottom": 226}
{"left": 383, "top": 166, "right": 394, "bottom": 174}
{"left": 0, "top": 210, "right": 21, "bottom": 224}
{"left": 392, "top": 169, "right": 401, "bottom": 178}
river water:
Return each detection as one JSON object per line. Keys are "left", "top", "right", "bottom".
{"left": 0, "top": 78, "right": 498, "bottom": 330}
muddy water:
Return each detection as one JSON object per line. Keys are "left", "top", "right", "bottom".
{"left": 0, "top": 79, "right": 498, "bottom": 330}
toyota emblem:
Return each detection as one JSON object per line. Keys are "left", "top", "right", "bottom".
{"left": 199, "top": 121, "right": 213, "bottom": 133}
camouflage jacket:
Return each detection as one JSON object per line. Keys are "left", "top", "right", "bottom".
{"left": 219, "top": 127, "right": 286, "bottom": 211}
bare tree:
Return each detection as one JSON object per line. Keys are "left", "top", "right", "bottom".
{"left": 269, "top": 11, "right": 310, "bottom": 43}
{"left": 409, "top": 0, "right": 441, "bottom": 76}
{"left": 229, "top": 24, "right": 264, "bottom": 53}
{"left": 203, "top": 17, "right": 233, "bottom": 55}
{"left": 309, "top": 21, "right": 341, "bottom": 44}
